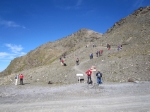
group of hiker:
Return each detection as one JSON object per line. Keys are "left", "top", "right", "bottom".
{"left": 85, "top": 68, "right": 102, "bottom": 85}
{"left": 107, "top": 43, "right": 123, "bottom": 51}
{"left": 14, "top": 43, "right": 123, "bottom": 86}
{"left": 58, "top": 44, "right": 104, "bottom": 85}
{"left": 90, "top": 49, "right": 103, "bottom": 59}
{"left": 15, "top": 74, "right": 24, "bottom": 85}
{"left": 60, "top": 57, "right": 80, "bottom": 66}
{"left": 59, "top": 43, "right": 123, "bottom": 85}
{"left": 96, "top": 50, "right": 103, "bottom": 57}
{"left": 60, "top": 43, "right": 114, "bottom": 66}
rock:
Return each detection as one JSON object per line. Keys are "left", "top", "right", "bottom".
{"left": 134, "top": 80, "right": 140, "bottom": 83}
{"left": 128, "top": 78, "right": 134, "bottom": 82}
{"left": 48, "top": 81, "right": 53, "bottom": 84}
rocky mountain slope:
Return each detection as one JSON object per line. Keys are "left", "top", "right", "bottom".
{"left": 0, "top": 29, "right": 102, "bottom": 76}
{"left": 0, "top": 6, "right": 150, "bottom": 85}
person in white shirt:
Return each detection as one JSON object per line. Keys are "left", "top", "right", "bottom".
{"left": 15, "top": 75, "right": 19, "bottom": 85}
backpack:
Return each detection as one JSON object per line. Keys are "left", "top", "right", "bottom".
{"left": 15, "top": 76, "right": 17, "bottom": 79}
{"left": 97, "top": 72, "right": 102, "bottom": 77}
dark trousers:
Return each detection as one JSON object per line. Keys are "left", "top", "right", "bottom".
{"left": 76, "top": 61, "right": 79, "bottom": 65}
{"left": 20, "top": 79, "right": 23, "bottom": 85}
{"left": 87, "top": 76, "right": 92, "bottom": 84}
{"left": 97, "top": 77, "right": 102, "bottom": 84}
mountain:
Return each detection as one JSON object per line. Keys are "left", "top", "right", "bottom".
{"left": 0, "top": 6, "right": 150, "bottom": 85}
{"left": 0, "top": 29, "right": 102, "bottom": 76}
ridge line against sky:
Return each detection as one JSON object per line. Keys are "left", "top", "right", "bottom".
{"left": 0, "top": 0, "right": 150, "bottom": 72}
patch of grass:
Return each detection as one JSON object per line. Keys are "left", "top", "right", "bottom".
{"left": 113, "top": 71, "right": 117, "bottom": 74}
{"left": 120, "top": 70, "right": 124, "bottom": 74}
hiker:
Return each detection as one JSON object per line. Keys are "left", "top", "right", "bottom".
{"left": 61, "top": 59, "right": 64, "bottom": 65}
{"left": 63, "top": 53, "right": 66, "bottom": 58}
{"left": 98, "top": 51, "right": 100, "bottom": 57}
{"left": 76, "top": 58, "right": 79, "bottom": 65}
{"left": 85, "top": 69, "right": 92, "bottom": 84}
{"left": 96, "top": 51, "right": 98, "bottom": 57}
{"left": 108, "top": 44, "right": 111, "bottom": 50}
{"left": 107, "top": 43, "right": 109, "bottom": 48}
{"left": 19, "top": 74, "right": 24, "bottom": 85}
{"left": 117, "top": 44, "right": 122, "bottom": 51}
{"left": 15, "top": 74, "right": 19, "bottom": 85}
{"left": 61, "top": 59, "right": 67, "bottom": 66}
{"left": 90, "top": 53, "right": 93, "bottom": 59}
{"left": 96, "top": 71, "right": 102, "bottom": 85}
{"left": 100, "top": 50, "right": 103, "bottom": 56}
{"left": 90, "top": 53, "right": 92, "bottom": 59}
{"left": 107, "top": 44, "right": 111, "bottom": 50}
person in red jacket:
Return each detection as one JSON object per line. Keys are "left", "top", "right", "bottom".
{"left": 85, "top": 69, "right": 92, "bottom": 84}
{"left": 61, "top": 59, "right": 64, "bottom": 65}
{"left": 19, "top": 74, "right": 24, "bottom": 85}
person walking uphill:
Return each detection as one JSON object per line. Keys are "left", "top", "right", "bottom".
{"left": 85, "top": 69, "right": 92, "bottom": 84}
{"left": 61, "top": 59, "right": 64, "bottom": 65}
{"left": 19, "top": 74, "right": 24, "bottom": 85}
{"left": 107, "top": 44, "right": 111, "bottom": 50}
{"left": 96, "top": 71, "right": 102, "bottom": 85}
{"left": 76, "top": 58, "right": 79, "bottom": 65}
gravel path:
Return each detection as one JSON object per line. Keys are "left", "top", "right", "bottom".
{"left": 0, "top": 82, "right": 150, "bottom": 112}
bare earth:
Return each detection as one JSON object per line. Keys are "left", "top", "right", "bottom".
{"left": 0, "top": 82, "right": 150, "bottom": 112}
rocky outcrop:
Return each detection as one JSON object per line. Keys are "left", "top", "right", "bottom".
{"left": 106, "top": 6, "right": 150, "bottom": 34}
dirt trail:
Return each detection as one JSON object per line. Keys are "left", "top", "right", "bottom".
{"left": 73, "top": 58, "right": 89, "bottom": 73}
{"left": 0, "top": 82, "right": 150, "bottom": 112}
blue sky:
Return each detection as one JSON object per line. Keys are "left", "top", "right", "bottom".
{"left": 0, "top": 0, "right": 150, "bottom": 72}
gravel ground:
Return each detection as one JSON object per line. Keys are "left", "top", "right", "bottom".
{"left": 0, "top": 82, "right": 150, "bottom": 112}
